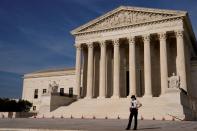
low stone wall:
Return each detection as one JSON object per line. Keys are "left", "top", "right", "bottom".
{"left": 0, "top": 112, "right": 8, "bottom": 118}
{"left": 15, "top": 112, "right": 37, "bottom": 118}
{"left": 0, "top": 112, "right": 36, "bottom": 118}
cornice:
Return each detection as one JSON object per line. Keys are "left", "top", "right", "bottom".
{"left": 74, "top": 15, "right": 184, "bottom": 37}
{"left": 24, "top": 72, "right": 75, "bottom": 79}
{"left": 23, "top": 68, "right": 76, "bottom": 79}
{"left": 120, "top": 6, "right": 186, "bottom": 15}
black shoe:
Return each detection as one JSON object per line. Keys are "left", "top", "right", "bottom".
{"left": 133, "top": 128, "right": 137, "bottom": 130}
{"left": 125, "top": 128, "right": 130, "bottom": 130}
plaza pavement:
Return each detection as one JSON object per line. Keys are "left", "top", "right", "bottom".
{"left": 0, "top": 118, "right": 196, "bottom": 131}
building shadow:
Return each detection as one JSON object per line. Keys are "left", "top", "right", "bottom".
{"left": 49, "top": 93, "right": 78, "bottom": 112}
{"left": 180, "top": 88, "right": 197, "bottom": 120}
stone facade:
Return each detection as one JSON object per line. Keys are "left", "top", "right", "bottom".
{"left": 22, "top": 6, "right": 197, "bottom": 120}
{"left": 72, "top": 6, "right": 196, "bottom": 99}
{"left": 22, "top": 68, "right": 76, "bottom": 112}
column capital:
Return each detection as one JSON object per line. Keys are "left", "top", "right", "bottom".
{"left": 175, "top": 30, "right": 184, "bottom": 38}
{"left": 142, "top": 34, "right": 150, "bottom": 42}
{"left": 128, "top": 36, "right": 135, "bottom": 44}
{"left": 87, "top": 43, "right": 94, "bottom": 48}
{"left": 158, "top": 32, "right": 167, "bottom": 40}
{"left": 112, "top": 39, "right": 120, "bottom": 47}
{"left": 99, "top": 40, "right": 106, "bottom": 47}
{"left": 75, "top": 44, "right": 81, "bottom": 50}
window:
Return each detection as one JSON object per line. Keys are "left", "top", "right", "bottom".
{"left": 33, "top": 106, "right": 36, "bottom": 111}
{"left": 43, "top": 89, "right": 47, "bottom": 94}
{"left": 60, "top": 88, "right": 64, "bottom": 96}
{"left": 34, "top": 89, "right": 38, "bottom": 99}
{"left": 69, "top": 87, "right": 73, "bottom": 97}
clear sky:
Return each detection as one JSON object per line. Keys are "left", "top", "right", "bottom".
{"left": 0, "top": 0, "right": 197, "bottom": 98}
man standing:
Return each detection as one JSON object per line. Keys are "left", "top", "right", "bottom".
{"left": 126, "top": 95, "right": 142, "bottom": 130}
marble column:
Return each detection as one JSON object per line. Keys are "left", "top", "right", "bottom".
{"left": 82, "top": 48, "right": 88, "bottom": 98}
{"left": 99, "top": 41, "right": 106, "bottom": 98}
{"left": 112, "top": 39, "right": 120, "bottom": 98}
{"left": 86, "top": 43, "right": 94, "bottom": 98}
{"left": 128, "top": 36, "right": 137, "bottom": 97}
{"left": 159, "top": 32, "right": 168, "bottom": 95}
{"left": 75, "top": 44, "right": 81, "bottom": 98}
{"left": 176, "top": 30, "right": 187, "bottom": 91}
{"left": 143, "top": 35, "right": 152, "bottom": 97}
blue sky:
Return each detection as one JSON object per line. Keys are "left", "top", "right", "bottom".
{"left": 0, "top": 0, "right": 197, "bottom": 98}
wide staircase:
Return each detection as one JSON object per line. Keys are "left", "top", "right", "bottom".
{"left": 38, "top": 92, "right": 188, "bottom": 120}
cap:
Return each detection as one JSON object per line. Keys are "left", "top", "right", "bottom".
{"left": 131, "top": 95, "right": 136, "bottom": 99}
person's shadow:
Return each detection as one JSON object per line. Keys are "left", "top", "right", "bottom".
{"left": 135, "top": 127, "right": 161, "bottom": 130}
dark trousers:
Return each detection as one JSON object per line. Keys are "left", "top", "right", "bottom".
{"left": 126, "top": 108, "right": 138, "bottom": 130}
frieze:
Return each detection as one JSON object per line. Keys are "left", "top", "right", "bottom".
{"left": 76, "top": 33, "right": 102, "bottom": 41}
{"left": 75, "top": 18, "right": 183, "bottom": 43}
{"left": 76, "top": 17, "right": 182, "bottom": 38}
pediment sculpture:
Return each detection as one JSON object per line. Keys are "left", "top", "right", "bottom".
{"left": 71, "top": 6, "right": 185, "bottom": 34}
{"left": 168, "top": 73, "right": 180, "bottom": 88}
{"left": 80, "top": 11, "right": 174, "bottom": 33}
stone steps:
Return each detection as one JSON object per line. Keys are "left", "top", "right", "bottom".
{"left": 37, "top": 92, "right": 185, "bottom": 120}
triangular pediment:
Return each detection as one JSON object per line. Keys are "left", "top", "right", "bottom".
{"left": 71, "top": 6, "right": 186, "bottom": 35}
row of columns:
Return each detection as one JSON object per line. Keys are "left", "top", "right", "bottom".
{"left": 75, "top": 30, "right": 187, "bottom": 98}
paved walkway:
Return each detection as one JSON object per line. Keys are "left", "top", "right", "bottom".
{"left": 0, "top": 118, "right": 196, "bottom": 131}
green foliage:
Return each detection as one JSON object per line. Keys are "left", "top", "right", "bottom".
{"left": 0, "top": 98, "right": 32, "bottom": 112}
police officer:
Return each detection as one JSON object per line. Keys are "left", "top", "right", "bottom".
{"left": 126, "top": 95, "right": 142, "bottom": 130}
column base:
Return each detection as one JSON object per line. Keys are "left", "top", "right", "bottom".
{"left": 76, "top": 96, "right": 81, "bottom": 99}
{"left": 97, "top": 96, "right": 106, "bottom": 99}
{"left": 127, "top": 96, "right": 132, "bottom": 99}
{"left": 127, "top": 94, "right": 137, "bottom": 98}
{"left": 84, "top": 96, "right": 92, "bottom": 99}
{"left": 143, "top": 94, "right": 152, "bottom": 98}
{"left": 111, "top": 95, "right": 120, "bottom": 99}
{"left": 159, "top": 93, "right": 167, "bottom": 98}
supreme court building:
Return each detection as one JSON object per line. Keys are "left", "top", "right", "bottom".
{"left": 23, "top": 6, "right": 197, "bottom": 120}
{"left": 73, "top": 6, "right": 195, "bottom": 98}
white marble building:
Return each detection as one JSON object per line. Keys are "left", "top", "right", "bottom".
{"left": 22, "top": 6, "right": 197, "bottom": 120}
{"left": 22, "top": 68, "right": 76, "bottom": 112}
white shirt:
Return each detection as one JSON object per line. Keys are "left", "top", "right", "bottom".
{"left": 131, "top": 100, "right": 141, "bottom": 109}
{"left": 131, "top": 100, "right": 137, "bottom": 108}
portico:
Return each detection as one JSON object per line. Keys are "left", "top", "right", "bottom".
{"left": 74, "top": 31, "right": 186, "bottom": 99}
{"left": 72, "top": 6, "right": 193, "bottom": 99}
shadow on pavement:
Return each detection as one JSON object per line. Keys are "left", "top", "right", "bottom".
{"left": 137, "top": 127, "right": 161, "bottom": 130}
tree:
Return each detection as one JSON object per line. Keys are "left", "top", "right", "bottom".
{"left": 0, "top": 98, "right": 32, "bottom": 112}
{"left": 17, "top": 100, "right": 32, "bottom": 112}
